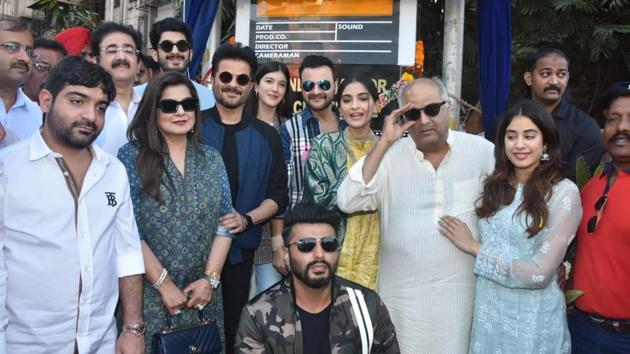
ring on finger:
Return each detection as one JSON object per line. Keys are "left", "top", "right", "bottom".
{"left": 196, "top": 304, "right": 205, "bottom": 311}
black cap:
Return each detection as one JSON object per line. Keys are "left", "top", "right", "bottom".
{"left": 601, "top": 81, "right": 630, "bottom": 110}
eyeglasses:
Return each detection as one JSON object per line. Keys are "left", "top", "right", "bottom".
{"left": 286, "top": 237, "right": 338, "bottom": 253}
{"left": 218, "top": 71, "right": 251, "bottom": 86}
{"left": 158, "top": 40, "right": 191, "bottom": 53}
{"left": 33, "top": 62, "right": 52, "bottom": 72}
{"left": 404, "top": 101, "right": 447, "bottom": 121}
{"left": 101, "top": 45, "right": 139, "bottom": 56}
{"left": 0, "top": 42, "right": 34, "bottom": 57}
{"left": 157, "top": 97, "right": 199, "bottom": 113}
{"left": 587, "top": 195, "right": 607, "bottom": 233}
{"left": 302, "top": 80, "right": 331, "bottom": 92}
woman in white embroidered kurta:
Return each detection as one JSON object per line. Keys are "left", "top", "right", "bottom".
{"left": 438, "top": 100, "right": 582, "bottom": 353}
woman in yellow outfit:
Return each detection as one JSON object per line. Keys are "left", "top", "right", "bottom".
{"left": 302, "top": 73, "right": 380, "bottom": 289}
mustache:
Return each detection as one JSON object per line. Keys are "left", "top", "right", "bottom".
{"left": 306, "top": 260, "right": 332, "bottom": 271}
{"left": 166, "top": 54, "right": 185, "bottom": 60}
{"left": 544, "top": 85, "right": 562, "bottom": 93}
{"left": 307, "top": 93, "right": 328, "bottom": 100}
{"left": 112, "top": 59, "right": 130, "bottom": 68}
{"left": 11, "top": 61, "right": 29, "bottom": 71}
{"left": 611, "top": 132, "right": 630, "bottom": 141}
{"left": 221, "top": 86, "right": 242, "bottom": 95}
{"left": 72, "top": 120, "right": 97, "bottom": 131}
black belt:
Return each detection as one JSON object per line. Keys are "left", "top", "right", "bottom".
{"left": 584, "top": 311, "right": 630, "bottom": 334}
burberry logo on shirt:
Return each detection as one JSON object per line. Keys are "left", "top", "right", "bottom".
{"left": 105, "top": 192, "right": 117, "bottom": 207}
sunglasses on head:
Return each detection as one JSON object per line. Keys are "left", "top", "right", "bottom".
{"left": 218, "top": 71, "right": 251, "bottom": 86}
{"left": 287, "top": 236, "right": 338, "bottom": 253}
{"left": 302, "top": 80, "right": 331, "bottom": 92}
{"left": 404, "top": 101, "right": 446, "bottom": 121}
{"left": 157, "top": 97, "right": 199, "bottom": 113}
{"left": 157, "top": 40, "right": 191, "bottom": 53}
{"left": 587, "top": 195, "right": 607, "bottom": 234}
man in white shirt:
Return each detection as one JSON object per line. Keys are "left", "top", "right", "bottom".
{"left": 337, "top": 77, "right": 495, "bottom": 354}
{"left": 0, "top": 18, "right": 42, "bottom": 147}
{"left": 91, "top": 22, "right": 143, "bottom": 156}
{"left": 0, "top": 56, "right": 145, "bottom": 353}
{"left": 135, "top": 17, "right": 215, "bottom": 110}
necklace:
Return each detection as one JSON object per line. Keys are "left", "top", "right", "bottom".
{"left": 344, "top": 129, "right": 378, "bottom": 166}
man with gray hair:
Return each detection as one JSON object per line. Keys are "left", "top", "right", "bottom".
{"left": 337, "top": 77, "right": 495, "bottom": 353}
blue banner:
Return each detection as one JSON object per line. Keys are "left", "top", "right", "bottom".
{"left": 183, "top": 0, "right": 220, "bottom": 79}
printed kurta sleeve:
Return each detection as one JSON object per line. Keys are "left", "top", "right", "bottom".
{"left": 115, "top": 170, "right": 145, "bottom": 277}
{"left": 337, "top": 156, "right": 381, "bottom": 213}
{"left": 234, "top": 305, "right": 266, "bottom": 353}
{"left": 0, "top": 159, "right": 7, "bottom": 351}
{"left": 302, "top": 138, "right": 340, "bottom": 208}
{"left": 117, "top": 145, "right": 146, "bottom": 239}
{"left": 474, "top": 180, "right": 582, "bottom": 288}
{"left": 212, "top": 149, "right": 234, "bottom": 238}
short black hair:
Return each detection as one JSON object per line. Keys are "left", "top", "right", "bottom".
{"left": 211, "top": 43, "right": 258, "bottom": 79}
{"left": 91, "top": 22, "right": 143, "bottom": 58}
{"left": 299, "top": 55, "right": 335, "bottom": 80}
{"left": 140, "top": 52, "right": 160, "bottom": 70}
{"left": 34, "top": 38, "right": 67, "bottom": 56}
{"left": 282, "top": 203, "right": 340, "bottom": 245}
{"left": 526, "top": 47, "right": 570, "bottom": 73}
{"left": 149, "top": 17, "right": 192, "bottom": 49}
{"left": 43, "top": 56, "right": 115, "bottom": 104}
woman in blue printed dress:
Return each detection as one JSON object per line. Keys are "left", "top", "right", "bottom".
{"left": 438, "top": 99, "right": 582, "bottom": 353}
{"left": 118, "top": 72, "right": 233, "bottom": 353}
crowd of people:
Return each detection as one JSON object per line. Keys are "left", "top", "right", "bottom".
{"left": 0, "top": 14, "right": 628, "bottom": 354}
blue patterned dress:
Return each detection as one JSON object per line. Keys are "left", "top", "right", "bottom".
{"left": 118, "top": 142, "right": 233, "bottom": 354}
{"left": 470, "top": 179, "right": 582, "bottom": 354}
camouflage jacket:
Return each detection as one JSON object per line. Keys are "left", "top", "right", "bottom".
{"left": 235, "top": 276, "right": 399, "bottom": 354}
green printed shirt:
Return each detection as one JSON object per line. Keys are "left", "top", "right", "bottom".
{"left": 235, "top": 276, "right": 400, "bottom": 354}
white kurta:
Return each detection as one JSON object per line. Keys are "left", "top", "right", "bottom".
{"left": 338, "top": 131, "right": 495, "bottom": 354}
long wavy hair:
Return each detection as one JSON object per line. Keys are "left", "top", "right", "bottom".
{"left": 127, "top": 71, "right": 201, "bottom": 203}
{"left": 476, "top": 99, "right": 564, "bottom": 237}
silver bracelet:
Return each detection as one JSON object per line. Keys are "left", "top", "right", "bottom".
{"left": 152, "top": 268, "right": 168, "bottom": 289}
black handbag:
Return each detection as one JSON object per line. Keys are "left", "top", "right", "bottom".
{"left": 151, "top": 310, "right": 222, "bottom": 354}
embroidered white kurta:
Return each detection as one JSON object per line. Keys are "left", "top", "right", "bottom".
{"left": 338, "top": 131, "right": 495, "bottom": 354}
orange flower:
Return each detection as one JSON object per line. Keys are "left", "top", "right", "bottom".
{"left": 415, "top": 40, "right": 424, "bottom": 69}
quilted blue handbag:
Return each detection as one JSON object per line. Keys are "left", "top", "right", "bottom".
{"left": 151, "top": 310, "right": 222, "bottom": 354}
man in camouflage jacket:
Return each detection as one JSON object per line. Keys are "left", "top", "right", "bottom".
{"left": 235, "top": 203, "right": 399, "bottom": 353}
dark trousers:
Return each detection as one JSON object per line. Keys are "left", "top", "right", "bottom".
{"left": 569, "top": 308, "right": 630, "bottom": 354}
{"left": 222, "top": 250, "right": 255, "bottom": 354}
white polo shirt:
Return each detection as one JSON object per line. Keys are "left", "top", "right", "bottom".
{"left": 0, "top": 88, "right": 42, "bottom": 142}
{"left": 94, "top": 90, "right": 142, "bottom": 156}
{"left": 0, "top": 131, "right": 145, "bottom": 354}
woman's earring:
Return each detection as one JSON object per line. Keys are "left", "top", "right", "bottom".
{"left": 541, "top": 146, "right": 550, "bottom": 161}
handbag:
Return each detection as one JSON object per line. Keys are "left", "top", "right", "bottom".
{"left": 152, "top": 310, "right": 222, "bottom": 354}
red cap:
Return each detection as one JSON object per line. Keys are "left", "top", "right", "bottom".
{"left": 54, "top": 27, "right": 92, "bottom": 56}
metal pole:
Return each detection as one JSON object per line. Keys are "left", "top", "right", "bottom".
{"left": 442, "top": 0, "right": 465, "bottom": 129}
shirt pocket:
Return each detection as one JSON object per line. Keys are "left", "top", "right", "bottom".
{"left": 451, "top": 179, "right": 481, "bottom": 217}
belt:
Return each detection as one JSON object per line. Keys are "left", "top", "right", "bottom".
{"left": 587, "top": 312, "right": 630, "bottom": 334}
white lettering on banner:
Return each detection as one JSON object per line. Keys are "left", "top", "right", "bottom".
{"left": 255, "top": 43, "right": 289, "bottom": 50}
{"left": 256, "top": 52, "right": 300, "bottom": 59}
{"left": 256, "top": 24, "right": 273, "bottom": 31}
{"left": 338, "top": 23, "right": 364, "bottom": 30}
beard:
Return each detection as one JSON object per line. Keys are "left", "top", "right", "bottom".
{"left": 157, "top": 53, "right": 190, "bottom": 73}
{"left": 215, "top": 85, "right": 249, "bottom": 109}
{"left": 291, "top": 258, "right": 336, "bottom": 289}
{"left": 305, "top": 92, "right": 334, "bottom": 112}
{"left": 46, "top": 104, "right": 101, "bottom": 149}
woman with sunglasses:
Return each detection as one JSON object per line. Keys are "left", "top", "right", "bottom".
{"left": 302, "top": 72, "right": 381, "bottom": 289}
{"left": 249, "top": 61, "right": 293, "bottom": 294}
{"left": 118, "top": 72, "right": 233, "bottom": 353}
{"left": 438, "top": 99, "right": 582, "bottom": 353}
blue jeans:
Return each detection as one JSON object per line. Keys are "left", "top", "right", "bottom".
{"left": 255, "top": 262, "right": 282, "bottom": 295}
{"left": 569, "top": 309, "right": 630, "bottom": 354}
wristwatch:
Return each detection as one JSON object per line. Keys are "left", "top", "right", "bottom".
{"left": 203, "top": 271, "right": 221, "bottom": 289}
{"left": 243, "top": 214, "right": 253, "bottom": 229}
{"left": 122, "top": 323, "right": 146, "bottom": 337}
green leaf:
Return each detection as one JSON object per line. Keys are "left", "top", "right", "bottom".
{"left": 565, "top": 289, "right": 585, "bottom": 304}
{"left": 575, "top": 155, "right": 593, "bottom": 190}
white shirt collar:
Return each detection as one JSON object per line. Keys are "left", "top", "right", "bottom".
{"left": 28, "top": 129, "right": 110, "bottom": 164}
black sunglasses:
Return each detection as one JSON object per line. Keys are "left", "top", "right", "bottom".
{"left": 587, "top": 195, "right": 607, "bottom": 233}
{"left": 157, "top": 40, "right": 191, "bottom": 53}
{"left": 287, "top": 237, "right": 338, "bottom": 253}
{"left": 157, "top": 97, "right": 199, "bottom": 113}
{"left": 404, "top": 101, "right": 446, "bottom": 121}
{"left": 302, "top": 80, "right": 331, "bottom": 92}
{"left": 218, "top": 71, "right": 251, "bottom": 86}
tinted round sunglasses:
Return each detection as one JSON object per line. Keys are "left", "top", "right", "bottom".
{"left": 286, "top": 237, "right": 338, "bottom": 253}
{"left": 218, "top": 71, "right": 251, "bottom": 86}
{"left": 302, "top": 79, "right": 331, "bottom": 92}
{"left": 157, "top": 97, "right": 199, "bottom": 113}
{"left": 157, "top": 40, "right": 191, "bottom": 53}
{"left": 404, "top": 101, "right": 446, "bottom": 121}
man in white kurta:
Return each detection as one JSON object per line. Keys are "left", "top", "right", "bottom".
{"left": 338, "top": 78, "right": 495, "bottom": 353}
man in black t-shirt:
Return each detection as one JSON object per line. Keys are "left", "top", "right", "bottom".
{"left": 235, "top": 203, "right": 399, "bottom": 353}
